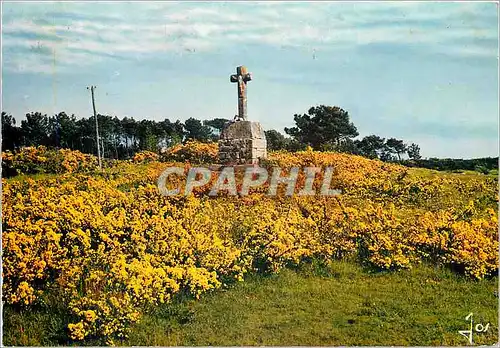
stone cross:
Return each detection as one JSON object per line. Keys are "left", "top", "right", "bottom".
{"left": 230, "top": 65, "right": 252, "bottom": 121}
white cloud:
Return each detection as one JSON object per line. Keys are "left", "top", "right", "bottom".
{"left": 2, "top": 2, "right": 497, "bottom": 74}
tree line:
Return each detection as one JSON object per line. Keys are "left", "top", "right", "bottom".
{"left": 400, "top": 157, "right": 498, "bottom": 173}
{"left": 3, "top": 106, "right": 496, "bottom": 173}
{"left": 1, "top": 111, "right": 230, "bottom": 159}
{"left": 266, "top": 105, "right": 422, "bottom": 161}
{"left": 2, "top": 105, "right": 424, "bottom": 163}
{"left": 267, "top": 105, "right": 497, "bottom": 171}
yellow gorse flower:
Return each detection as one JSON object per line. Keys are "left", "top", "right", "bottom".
{"left": 2, "top": 143, "right": 497, "bottom": 344}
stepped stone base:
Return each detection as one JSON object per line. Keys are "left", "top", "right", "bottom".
{"left": 218, "top": 120, "right": 267, "bottom": 165}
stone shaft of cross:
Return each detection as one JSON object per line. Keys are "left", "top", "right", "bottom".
{"left": 230, "top": 65, "right": 252, "bottom": 121}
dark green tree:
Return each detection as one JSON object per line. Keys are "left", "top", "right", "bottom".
{"left": 49, "top": 112, "right": 79, "bottom": 149}
{"left": 184, "top": 117, "right": 213, "bottom": 142}
{"left": 264, "top": 129, "right": 290, "bottom": 151}
{"left": 110, "top": 116, "right": 124, "bottom": 159}
{"left": 204, "top": 118, "right": 230, "bottom": 139}
{"left": 286, "top": 139, "right": 307, "bottom": 152}
{"left": 407, "top": 143, "right": 422, "bottom": 160}
{"left": 75, "top": 117, "right": 97, "bottom": 154}
{"left": 356, "top": 135, "right": 386, "bottom": 159}
{"left": 122, "top": 117, "right": 138, "bottom": 157}
{"left": 97, "top": 114, "right": 118, "bottom": 158}
{"left": 333, "top": 138, "right": 360, "bottom": 154}
{"left": 285, "top": 105, "right": 358, "bottom": 150}
{"left": 21, "top": 112, "right": 50, "bottom": 146}
{"left": 159, "top": 119, "right": 185, "bottom": 147}
{"left": 137, "top": 119, "right": 158, "bottom": 152}
{"left": 1, "top": 112, "right": 22, "bottom": 150}
{"left": 385, "top": 138, "right": 407, "bottom": 161}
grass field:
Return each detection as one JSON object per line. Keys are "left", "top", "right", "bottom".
{"left": 4, "top": 261, "right": 498, "bottom": 346}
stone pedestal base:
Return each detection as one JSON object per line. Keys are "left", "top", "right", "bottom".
{"left": 218, "top": 120, "right": 267, "bottom": 165}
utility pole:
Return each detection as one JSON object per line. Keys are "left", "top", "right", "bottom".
{"left": 101, "top": 138, "right": 105, "bottom": 159}
{"left": 87, "top": 85, "right": 102, "bottom": 169}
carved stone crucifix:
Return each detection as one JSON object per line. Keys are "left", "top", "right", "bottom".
{"left": 230, "top": 65, "right": 252, "bottom": 121}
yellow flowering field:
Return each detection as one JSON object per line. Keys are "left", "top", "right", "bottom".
{"left": 2, "top": 146, "right": 99, "bottom": 176}
{"left": 2, "top": 144, "right": 498, "bottom": 344}
{"left": 160, "top": 140, "right": 218, "bottom": 164}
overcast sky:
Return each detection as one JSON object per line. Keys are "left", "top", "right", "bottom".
{"left": 1, "top": 1, "right": 498, "bottom": 158}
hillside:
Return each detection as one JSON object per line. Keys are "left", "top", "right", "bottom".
{"left": 2, "top": 144, "right": 498, "bottom": 345}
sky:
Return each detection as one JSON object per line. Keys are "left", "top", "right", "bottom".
{"left": 1, "top": 1, "right": 499, "bottom": 159}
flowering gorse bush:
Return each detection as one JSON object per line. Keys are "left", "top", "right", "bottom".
{"left": 2, "top": 146, "right": 98, "bottom": 177}
{"left": 132, "top": 150, "right": 160, "bottom": 163}
{"left": 161, "top": 141, "right": 218, "bottom": 164}
{"left": 2, "top": 148, "right": 498, "bottom": 344}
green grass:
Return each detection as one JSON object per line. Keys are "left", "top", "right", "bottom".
{"left": 4, "top": 172, "right": 60, "bottom": 183}
{"left": 488, "top": 169, "right": 499, "bottom": 177}
{"left": 3, "top": 256, "right": 498, "bottom": 346}
{"left": 120, "top": 261, "right": 498, "bottom": 346}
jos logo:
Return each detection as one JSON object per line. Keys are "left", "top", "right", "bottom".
{"left": 458, "top": 312, "right": 490, "bottom": 345}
